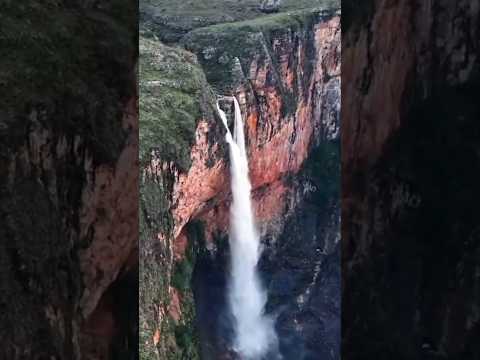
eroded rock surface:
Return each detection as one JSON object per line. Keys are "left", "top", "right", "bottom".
{"left": 140, "top": 3, "right": 340, "bottom": 359}
{"left": 0, "top": 2, "right": 138, "bottom": 359}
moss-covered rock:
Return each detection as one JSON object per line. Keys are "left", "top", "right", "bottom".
{"left": 140, "top": 0, "right": 338, "bottom": 43}
{"left": 171, "top": 251, "right": 197, "bottom": 358}
{"left": 139, "top": 166, "right": 175, "bottom": 359}
{"left": 139, "top": 36, "right": 214, "bottom": 170}
{"left": 139, "top": 35, "right": 211, "bottom": 360}
{"left": 139, "top": 181, "right": 202, "bottom": 359}
{"left": 181, "top": 8, "right": 335, "bottom": 110}
{"left": 0, "top": 1, "right": 137, "bottom": 358}
{"left": 0, "top": 1, "right": 136, "bottom": 164}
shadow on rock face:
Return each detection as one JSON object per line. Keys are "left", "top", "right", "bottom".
{"left": 81, "top": 262, "right": 139, "bottom": 360}
{"left": 343, "top": 79, "right": 480, "bottom": 360}
{"left": 192, "top": 230, "right": 235, "bottom": 360}
{"left": 191, "top": 228, "right": 284, "bottom": 360}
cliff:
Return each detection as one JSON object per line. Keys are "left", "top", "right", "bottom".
{"left": 140, "top": 0, "right": 338, "bottom": 43}
{"left": 343, "top": 0, "right": 480, "bottom": 358}
{"left": 140, "top": 2, "right": 340, "bottom": 359}
{"left": 0, "top": 2, "right": 138, "bottom": 359}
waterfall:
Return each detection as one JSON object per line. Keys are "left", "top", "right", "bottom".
{"left": 216, "top": 97, "right": 277, "bottom": 359}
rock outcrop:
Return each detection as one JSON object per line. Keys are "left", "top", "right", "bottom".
{"left": 343, "top": 0, "right": 480, "bottom": 359}
{"left": 0, "top": 2, "right": 138, "bottom": 359}
{"left": 260, "top": 0, "right": 282, "bottom": 13}
{"left": 140, "top": 3, "right": 340, "bottom": 359}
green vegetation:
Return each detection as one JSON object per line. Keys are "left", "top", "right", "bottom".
{"left": 139, "top": 34, "right": 208, "bottom": 360}
{"left": 140, "top": 0, "right": 338, "bottom": 43}
{"left": 182, "top": 8, "right": 325, "bottom": 60}
{"left": 168, "top": 240, "right": 201, "bottom": 360}
{"left": 187, "top": 8, "right": 323, "bottom": 35}
{"left": 141, "top": 0, "right": 338, "bottom": 30}
{"left": 181, "top": 8, "right": 326, "bottom": 109}
{"left": 171, "top": 252, "right": 194, "bottom": 292}
{"left": 139, "top": 36, "right": 214, "bottom": 170}
{"left": 139, "top": 2, "right": 341, "bottom": 359}
{"left": 143, "top": 0, "right": 338, "bottom": 16}
{"left": 169, "top": 292, "right": 200, "bottom": 360}
{"left": 139, "top": 155, "right": 177, "bottom": 360}
{"left": 139, "top": 191, "right": 171, "bottom": 360}
{"left": 167, "top": 223, "right": 205, "bottom": 360}
{"left": 140, "top": 171, "right": 203, "bottom": 359}
{"left": 0, "top": 1, "right": 136, "bottom": 164}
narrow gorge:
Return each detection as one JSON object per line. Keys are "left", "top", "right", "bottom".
{"left": 139, "top": 1, "right": 341, "bottom": 359}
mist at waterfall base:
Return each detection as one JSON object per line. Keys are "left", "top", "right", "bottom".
{"left": 217, "top": 98, "right": 279, "bottom": 360}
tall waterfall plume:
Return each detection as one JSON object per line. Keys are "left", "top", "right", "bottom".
{"left": 216, "top": 97, "right": 278, "bottom": 359}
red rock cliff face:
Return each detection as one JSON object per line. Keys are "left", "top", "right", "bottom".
{"left": 342, "top": 0, "right": 478, "bottom": 196}
{"left": 140, "top": 8, "right": 341, "bottom": 358}
{"left": 171, "top": 14, "right": 340, "bottom": 249}
{"left": 343, "top": 1, "right": 480, "bottom": 358}
{"left": 144, "top": 10, "right": 340, "bottom": 359}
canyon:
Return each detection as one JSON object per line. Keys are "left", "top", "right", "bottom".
{"left": 140, "top": 1, "right": 340, "bottom": 359}
{"left": 4, "top": 2, "right": 476, "bottom": 360}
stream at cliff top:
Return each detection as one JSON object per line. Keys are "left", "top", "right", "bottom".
{"left": 216, "top": 97, "right": 279, "bottom": 359}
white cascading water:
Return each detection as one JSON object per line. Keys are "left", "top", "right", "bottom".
{"left": 217, "top": 97, "right": 277, "bottom": 359}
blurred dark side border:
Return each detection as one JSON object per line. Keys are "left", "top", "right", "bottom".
{"left": 0, "top": 2, "right": 138, "bottom": 359}
{"left": 342, "top": 1, "right": 480, "bottom": 359}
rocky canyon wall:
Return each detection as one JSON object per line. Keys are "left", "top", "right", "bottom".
{"left": 342, "top": 0, "right": 480, "bottom": 358}
{"left": 140, "top": 4, "right": 340, "bottom": 359}
{"left": 0, "top": 2, "right": 138, "bottom": 359}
